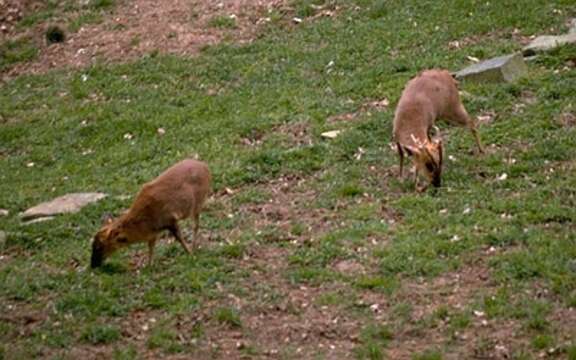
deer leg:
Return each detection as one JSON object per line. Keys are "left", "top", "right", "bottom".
{"left": 449, "top": 104, "right": 484, "bottom": 154}
{"left": 397, "top": 143, "right": 405, "bottom": 178}
{"left": 470, "top": 126, "right": 484, "bottom": 154}
{"left": 147, "top": 239, "right": 156, "bottom": 266}
{"left": 168, "top": 223, "right": 191, "bottom": 255}
{"left": 192, "top": 212, "right": 201, "bottom": 249}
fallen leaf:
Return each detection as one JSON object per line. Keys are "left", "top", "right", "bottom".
{"left": 448, "top": 40, "right": 461, "bottom": 49}
{"left": 321, "top": 130, "right": 341, "bottom": 139}
{"left": 365, "top": 98, "right": 389, "bottom": 110}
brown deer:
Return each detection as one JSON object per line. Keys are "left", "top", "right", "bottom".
{"left": 91, "top": 159, "right": 211, "bottom": 268}
{"left": 393, "top": 69, "right": 483, "bottom": 191}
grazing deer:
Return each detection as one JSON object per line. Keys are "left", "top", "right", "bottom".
{"left": 393, "top": 69, "right": 483, "bottom": 191}
{"left": 91, "top": 159, "right": 211, "bottom": 268}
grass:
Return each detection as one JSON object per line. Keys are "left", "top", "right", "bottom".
{"left": 213, "top": 307, "right": 242, "bottom": 328}
{"left": 354, "top": 323, "right": 394, "bottom": 359}
{"left": 81, "top": 324, "right": 121, "bottom": 345}
{"left": 413, "top": 350, "right": 443, "bottom": 360}
{"left": 0, "top": 0, "right": 575, "bottom": 358}
{"left": 207, "top": 16, "right": 237, "bottom": 29}
{"left": 0, "top": 37, "right": 38, "bottom": 71}
{"left": 17, "top": 0, "right": 116, "bottom": 29}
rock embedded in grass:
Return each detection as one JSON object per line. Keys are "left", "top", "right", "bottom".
{"left": 21, "top": 192, "right": 107, "bottom": 220}
{"left": 454, "top": 53, "right": 527, "bottom": 83}
{"left": 523, "top": 33, "right": 576, "bottom": 55}
{"left": 569, "top": 18, "right": 576, "bottom": 34}
{"left": 0, "top": 209, "right": 8, "bottom": 217}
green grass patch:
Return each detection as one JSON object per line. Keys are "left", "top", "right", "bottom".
{"left": 412, "top": 349, "right": 443, "bottom": 360}
{"left": 208, "top": 16, "right": 237, "bottom": 29}
{"left": 354, "top": 323, "right": 393, "bottom": 359}
{"left": 147, "top": 325, "right": 186, "bottom": 354}
{"left": 213, "top": 307, "right": 242, "bottom": 328}
{"left": 81, "top": 324, "right": 121, "bottom": 345}
{"left": 0, "top": 37, "right": 37, "bottom": 70}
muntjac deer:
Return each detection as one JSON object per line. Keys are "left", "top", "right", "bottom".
{"left": 91, "top": 159, "right": 211, "bottom": 268}
{"left": 393, "top": 69, "right": 483, "bottom": 191}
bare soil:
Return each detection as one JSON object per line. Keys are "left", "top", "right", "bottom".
{"left": 0, "top": 0, "right": 30, "bottom": 35}
{"left": 2, "top": 0, "right": 289, "bottom": 77}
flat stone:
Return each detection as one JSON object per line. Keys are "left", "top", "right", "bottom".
{"left": 454, "top": 53, "right": 527, "bottom": 83}
{"left": 21, "top": 192, "right": 107, "bottom": 220}
{"left": 0, "top": 209, "right": 8, "bottom": 217}
{"left": 23, "top": 217, "right": 55, "bottom": 225}
{"left": 568, "top": 18, "right": 576, "bottom": 34}
{"left": 523, "top": 33, "right": 576, "bottom": 55}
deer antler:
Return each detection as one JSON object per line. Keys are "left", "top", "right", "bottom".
{"left": 410, "top": 133, "right": 426, "bottom": 148}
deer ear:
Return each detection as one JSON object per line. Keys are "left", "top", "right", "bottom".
{"left": 430, "top": 137, "right": 442, "bottom": 152}
{"left": 435, "top": 138, "right": 443, "bottom": 149}
{"left": 101, "top": 213, "right": 114, "bottom": 225}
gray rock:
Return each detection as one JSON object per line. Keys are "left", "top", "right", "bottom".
{"left": 454, "top": 53, "right": 527, "bottom": 83}
{"left": 569, "top": 259, "right": 576, "bottom": 274}
{"left": 569, "top": 18, "right": 576, "bottom": 34}
{"left": 0, "top": 209, "right": 8, "bottom": 217}
{"left": 23, "top": 216, "right": 55, "bottom": 225}
{"left": 21, "top": 192, "right": 107, "bottom": 220}
{"left": 523, "top": 33, "right": 576, "bottom": 55}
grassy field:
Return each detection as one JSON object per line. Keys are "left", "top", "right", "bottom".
{"left": 1, "top": 0, "right": 576, "bottom": 358}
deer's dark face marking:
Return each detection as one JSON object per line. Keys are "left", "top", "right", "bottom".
{"left": 90, "top": 219, "right": 128, "bottom": 268}
{"left": 406, "top": 139, "right": 443, "bottom": 189}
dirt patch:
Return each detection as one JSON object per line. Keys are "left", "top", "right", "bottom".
{"left": 556, "top": 109, "right": 576, "bottom": 128}
{"left": 327, "top": 97, "right": 390, "bottom": 124}
{"left": 334, "top": 259, "right": 365, "bottom": 275}
{"left": 220, "top": 173, "right": 343, "bottom": 244}
{"left": 271, "top": 121, "right": 313, "bottom": 147}
{"left": 379, "top": 251, "right": 543, "bottom": 359}
{"left": 194, "top": 245, "right": 362, "bottom": 359}
{"left": 179, "top": 173, "right": 392, "bottom": 358}
{"left": 0, "top": 0, "right": 30, "bottom": 35}
{"left": 447, "top": 28, "right": 532, "bottom": 50}
{"left": 3, "top": 0, "right": 289, "bottom": 77}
